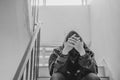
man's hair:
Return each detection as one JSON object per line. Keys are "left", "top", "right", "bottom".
{"left": 65, "top": 30, "right": 82, "bottom": 42}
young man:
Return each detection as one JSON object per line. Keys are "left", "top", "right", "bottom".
{"left": 48, "top": 31, "right": 100, "bottom": 80}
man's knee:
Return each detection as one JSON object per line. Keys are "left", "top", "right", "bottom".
{"left": 50, "top": 73, "right": 65, "bottom": 80}
{"left": 82, "top": 73, "right": 100, "bottom": 80}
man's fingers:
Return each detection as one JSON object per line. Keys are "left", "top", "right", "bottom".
{"left": 71, "top": 34, "right": 80, "bottom": 41}
{"left": 81, "top": 41, "right": 84, "bottom": 46}
{"left": 68, "top": 38, "right": 77, "bottom": 43}
{"left": 76, "top": 37, "right": 80, "bottom": 40}
{"left": 67, "top": 40, "right": 75, "bottom": 46}
{"left": 68, "top": 37, "right": 77, "bottom": 44}
{"left": 71, "top": 37, "right": 78, "bottom": 41}
{"left": 71, "top": 34, "right": 76, "bottom": 38}
{"left": 71, "top": 34, "right": 76, "bottom": 39}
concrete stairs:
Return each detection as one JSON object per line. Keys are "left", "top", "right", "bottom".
{"left": 38, "top": 46, "right": 109, "bottom": 80}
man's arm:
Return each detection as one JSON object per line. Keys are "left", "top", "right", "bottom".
{"left": 48, "top": 47, "right": 69, "bottom": 76}
{"left": 78, "top": 49, "right": 98, "bottom": 74}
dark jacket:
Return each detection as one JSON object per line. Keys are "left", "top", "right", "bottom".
{"left": 48, "top": 46, "right": 98, "bottom": 79}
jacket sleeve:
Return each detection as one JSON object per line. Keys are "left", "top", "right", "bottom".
{"left": 78, "top": 49, "right": 98, "bottom": 74}
{"left": 48, "top": 47, "right": 69, "bottom": 76}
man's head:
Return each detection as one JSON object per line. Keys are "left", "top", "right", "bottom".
{"left": 65, "top": 30, "right": 82, "bottom": 42}
{"left": 63, "top": 30, "right": 89, "bottom": 53}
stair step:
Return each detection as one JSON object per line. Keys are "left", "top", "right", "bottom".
{"left": 37, "top": 77, "right": 49, "bottom": 80}
{"left": 37, "top": 77, "right": 109, "bottom": 80}
{"left": 38, "top": 66, "right": 105, "bottom": 77}
{"left": 100, "top": 77, "right": 109, "bottom": 80}
{"left": 98, "top": 66, "right": 105, "bottom": 77}
{"left": 39, "top": 47, "right": 107, "bottom": 80}
{"left": 39, "top": 67, "right": 50, "bottom": 77}
{"left": 39, "top": 47, "right": 105, "bottom": 77}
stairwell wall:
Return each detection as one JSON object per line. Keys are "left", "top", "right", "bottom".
{"left": 0, "top": 0, "right": 32, "bottom": 80}
{"left": 90, "top": 0, "right": 120, "bottom": 80}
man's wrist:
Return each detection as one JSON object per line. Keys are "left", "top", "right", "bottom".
{"left": 62, "top": 52, "right": 68, "bottom": 55}
{"left": 62, "top": 49, "right": 69, "bottom": 55}
{"left": 79, "top": 49, "right": 85, "bottom": 56}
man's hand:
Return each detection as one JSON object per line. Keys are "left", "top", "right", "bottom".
{"left": 68, "top": 34, "right": 85, "bottom": 56}
{"left": 62, "top": 35, "right": 75, "bottom": 55}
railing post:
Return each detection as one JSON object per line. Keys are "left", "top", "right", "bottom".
{"left": 31, "top": 49, "right": 34, "bottom": 80}
{"left": 23, "top": 67, "right": 27, "bottom": 80}
{"left": 27, "top": 59, "right": 31, "bottom": 80}
{"left": 36, "top": 28, "right": 40, "bottom": 79}
{"left": 33, "top": 45, "right": 36, "bottom": 80}
{"left": 13, "top": 26, "right": 40, "bottom": 80}
{"left": 34, "top": 40, "right": 37, "bottom": 80}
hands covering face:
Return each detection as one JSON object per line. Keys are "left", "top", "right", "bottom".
{"left": 63, "top": 34, "right": 85, "bottom": 55}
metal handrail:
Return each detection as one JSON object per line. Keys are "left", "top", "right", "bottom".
{"left": 13, "top": 26, "right": 40, "bottom": 80}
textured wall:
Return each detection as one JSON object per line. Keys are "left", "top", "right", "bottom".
{"left": 39, "top": 6, "right": 91, "bottom": 46}
{"left": 0, "top": 0, "right": 31, "bottom": 80}
{"left": 90, "top": 0, "right": 120, "bottom": 80}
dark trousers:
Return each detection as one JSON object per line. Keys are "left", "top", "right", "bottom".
{"left": 50, "top": 73, "right": 100, "bottom": 80}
